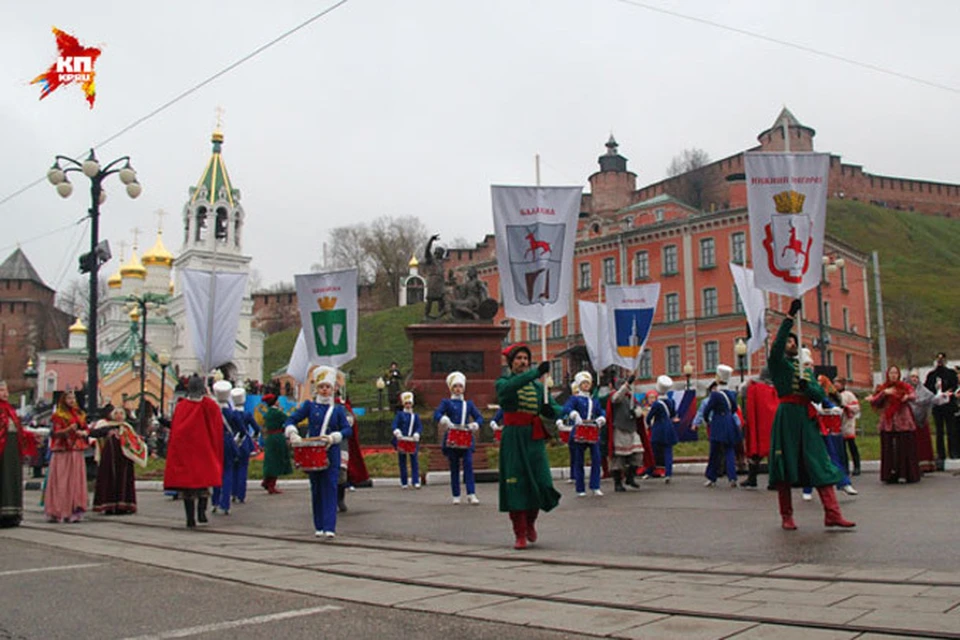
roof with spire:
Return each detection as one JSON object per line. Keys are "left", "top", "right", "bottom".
{"left": 142, "top": 229, "right": 174, "bottom": 268}
{"left": 191, "top": 129, "right": 236, "bottom": 207}
{"left": 120, "top": 247, "right": 147, "bottom": 279}
{"left": 0, "top": 248, "right": 49, "bottom": 289}
{"left": 598, "top": 133, "right": 629, "bottom": 173}
{"left": 758, "top": 106, "right": 815, "bottom": 138}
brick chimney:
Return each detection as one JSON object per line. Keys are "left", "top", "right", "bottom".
{"left": 726, "top": 173, "right": 747, "bottom": 210}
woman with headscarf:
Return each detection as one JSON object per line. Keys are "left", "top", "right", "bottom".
{"left": 906, "top": 368, "right": 937, "bottom": 474}
{"left": 90, "top": 406, "right": 146, "bottom": 515}
{"left": 44, "top": 391, "right": 89, "bottom": 523}
{"left": 0, "top": 381, "right": 39, "bottom": 527}
{"left": 868, "top": 365, "right": 921, "bottom": 484}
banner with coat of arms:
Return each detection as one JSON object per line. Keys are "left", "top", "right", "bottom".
{"left": 491, "top": 185, "right": 582, "bottom": 326}
{"left": 604, "top": 284, "right": 660, "bottom": 371}
{"left": 745, "top": 152, "right": 829, "bottom": 297}
{"left": 293, "top": 268, "right": 358, "bottom": 369}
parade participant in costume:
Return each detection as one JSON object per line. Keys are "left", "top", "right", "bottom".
{"left": 334, "top": 375, "right": 369, "bottom": 512}
{"left": 435, "top": 371, "right": 483, "bottom": 504}
{"left": 392, "top": 391, "right": 422, "bottom": 489}
{"left": 496, "top": 343, "right": 562, "bottom": 550}
{"left": 284, "top": 366, "right": 352, "bottom": 539}
{"left": 906, "top": 370, "right": 937, "bottom": 474}
{"left": 768, "top": 300, "right": 855, "bottom": 530}
{"left": 489, "top": 408, "right": 504, "bottom": 444}
{"left": 211, "top": 381, "right": 242, "bottom": 515}
{"left": 702, "top": 365, "right": 742, "bottom": 488}
{"left": 835, "top": 377, "right": 862, "bottom": 476}
{"left": 741, "top": 369, "right": 778, "bottom": 488}
{"left": 230, "top": 387, "right": 259, "bottom": 504}
{"left": 163, "top": 375, "right": 224, "bottom": 528}
{"left": 647, "top": 376, "right": 679, "bottom": 483}
{"left": 559, "top": 381, "right": 577, "bottom": 483}
{"left": 0, "top": 381, "right": 38, "bottom": 527}
{"left": 606, "top": 376, "right": 646, "bottom": 492}
{"left": 259, "top": 392, "right": 292, "bottom": 494}
{"left": 45, "top": 391, "right": 89, "bottom": 523}
{"left": 868, "top": 365, "right": 921, "bottom": 484}
{"left": 802, "top": 369, "right": 858, "bottom": 500}
{"left": 90, "top": 407, "right": 146, "bottom": 515}
{"left": 924, "top": 352, "right": 959, "bottom": 466}
{"left": 560, "top": 371, "right": 606, "bottom": 497}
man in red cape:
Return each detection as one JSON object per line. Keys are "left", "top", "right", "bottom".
{"left": 163, "top": 375, "right": 224, "bottom": 528}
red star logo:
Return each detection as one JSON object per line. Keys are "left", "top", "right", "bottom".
{"left": 31, "top": 27, "right": 101, "bottom": 109}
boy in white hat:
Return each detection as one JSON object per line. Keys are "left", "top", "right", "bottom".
{"left": 646, "top": 375, "right": 679, "bottom": 483}
{"left": 229, "top": 386, "right": 259, "bottom": 504}
{"left": 433, "top": 371, "right": 483, "bottom": 504}
{"left": 392, "top": 391, "right": 423, "bottom": 489}
{"left": 211, "top": 380, "right": 242, "bottom": 515}
{"left": 283, "top": 365, "right": 352, "bottom": 539}
{"left": 559, "top": 371, "right": 607, "bottom": 496}
{"left": 701, "top": 364, "right": 742, "bottom": 488}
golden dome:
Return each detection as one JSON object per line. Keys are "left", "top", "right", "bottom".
{"left": 408, "top": 254, "right": 419, "bottom": 268}
{"left": 120, "top": 249, "right": 147, "bottom": 279}
{"left": 142, "top": 230, "right": 174, "bottom": 268}
{"left": 68, "top": 317, "right": 87, "bottom": 334}
{"left": 107, "top": 269, "right": 122, "bottom": 289}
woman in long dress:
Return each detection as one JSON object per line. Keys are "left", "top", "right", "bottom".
{"left": 44, "top": 391, "right": 89, "bottom": 523}
{"left": 0, "top": 381, "right": 38, "bottom": 527}
{"left": 91, "top": 407, "right": 146, "bottom": 514}
{"left": 868, "top": 365, "right": 921, "bottom": 484}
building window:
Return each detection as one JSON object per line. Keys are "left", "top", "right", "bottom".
{"left": 823, "top": 301, "right": 831, "bottom": 327}
{"left": 550, "top": 318, "right": 563, "bottom": 338}
{"left": 654, "top": 208, "right": 665, "bottom": 222}
{"left": 603, "top": 257, "right": 617, "bottom": 285}
{"left": 731, "top": 232, "right": 746, "bottom": 265}
{"left": 45, "top": 374, "right": 56, "bottom": 394}
{"left": 699, "top": 237, "right": 716, "bottom": 268}
{"left": 638, "top": 349, "right": 652, "bottom": 379}
{"left": 578, "top": 262, "right": 591, "bottom": 290}
{"left": 550, "top": 359, "right": 563, "bottom": 386}
{"left": 634, "top": 251, "right": 649, "bottom": 280}
{"left": 666, "top": 346, "right": 681, "bottom": 375}
{"left": 840, "top": 265, "right": 848, "bottom": 290}
{"left": 842, "top": 307, "right": 849, "bottom": 332}
{"left": 663, "top": 245, "right": 678, "bottom": 274}
{"left": 702, "top": 288, "right": 718, "bottom": 317}
{"left": 827, "top": 350, "right": 834, "bottom": 366}
{"left": 704, "top": 341, "right": 719, "bottom": 373}
{"left": 528, "top": 323, "right": 539, "bottom": 341}
{"left": 733, "top": 286, "right": 744, "bottom": 314}
{"left": 846, "top": 353, "right": 853, "bottom": 380}
{"left": 665, "top": 293, "right": 680, "bottom": 322}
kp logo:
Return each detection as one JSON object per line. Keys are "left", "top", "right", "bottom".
{"left": 31, "top": 27, "right": 101, "bottom": 109}
{"left": 311, "top": 296, "right": 347, "bottom": 356}
{"left": 762, "top": 190, "right": 812, "bottom": 284}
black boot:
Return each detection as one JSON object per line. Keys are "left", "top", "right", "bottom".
{"left": 625, "top": 466, "right": 640, "bottom": 488}
{"left": 740, "top": 459, "right": 759, "bottom": 488}
{"left": 337, "top": 485, "right": 348, "bottom": 513}
{"left": 183, "top": 498, "right": 196, "bottom": 528}
{"left": 197, "top": 497, "right": 208, "bottom": 524}
{"left": 613, "top": 470, "right": 626, "bottom": 492}
{"left": 848, "top": 440, "right": 861, "bottom": 476}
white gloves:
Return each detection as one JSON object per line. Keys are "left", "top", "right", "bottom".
{"left": 328, "top": 432, "right": 343, "bottom": 445}
{"left": 490, "top": 421, "right": 499, "bottom": 431}
{"left": 633, "top": 407, "right": 644, "bottom": 419}
{"left": 439, "top": 416, "right": 453, "bottom": 428}
{"left": 468, "top": 422, "right": 479, "bottom": 432}
{"left": 556, "top": 419, "right": 564, "bottom": 429}
{"left": 413, "top": 433, "right": 420, "bottom": 442}
{"left": 393, "top": 429, "right": 402, "bottom": 438}
{"left": 284, "top": 425, "right": 302, "bottom": 443}
{"left": 569, "top": 410, "right": 582, "bottom": 425}
{"left": 596, "top": 417, "right": 606, "bottom": 427}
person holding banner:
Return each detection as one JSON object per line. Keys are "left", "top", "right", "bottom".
{"left": 606, "top": 377, "right": 646, "bottom": 492}
{"left": 435, "top": 372, "right": 483, "bottom": 505}
{"left": 768, "top": 301, "right": 854, "bottom": 530}
{"left": 702, "top": 365, "right": 742, "bottom": 488}
{"left": 496, "top": 343, "right": 562, "bottom": 550}
{"left": 284, "top": 366, "right": 352, "bottom": 539}
{"left": 647, "top": 376, "right": 679, "bottom": 483}
{"left": 560, "top": 371, "right": 606, "bottom": 497}
{"left": 392, "top": 391, "right": 422, "bottom": 489}
{"left": 259, "top": 391, "right": 292, "bottom": 494}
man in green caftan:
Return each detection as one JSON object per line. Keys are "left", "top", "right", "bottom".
{"left": 496, "top": 343, "right": 563, "bottom": 550}
{"left": 259, "top": 393, "right": 292, "bottom": 494}
{"left": 768, "top": 299, "right": 855, "bottom": 530}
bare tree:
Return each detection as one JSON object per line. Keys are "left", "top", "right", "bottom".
{"left": 362, "top": 216, "right": 429, "bottom": 305}
{"left": 885, "top": 292, "right": 931, "bottom": 369}
{"left": 313, "top": 224, "right": 377, "bottom": 283}
{"left": 248, "top": 268, "right": 263, "bottom": 293}
{"left": 666, "top": 148, "right": 712, "bottom": 210}
{"left": 56, "top": 276, "right": 108, "bottom": 322}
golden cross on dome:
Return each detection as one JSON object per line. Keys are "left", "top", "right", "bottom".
{"left": 214, "top": 105, "right": 225, "bottom": 132}
{"left": 130, "top": 226, "right": 141, "bottom": 251}
{"left": 118, "top": 239, "right": 127, "bottom": 260}
{"left": 155, "top": 209, "right": 168, "bottom": 233}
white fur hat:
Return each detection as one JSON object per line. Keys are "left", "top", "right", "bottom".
{"left": 800, "top": 348, "right": 813, "bottom": 367}
{"left": 574, "top": 371, "right": 592, "bottom": 388}
{"left": 446, "top": 371, "right": 466, "bottom": 390}
{"left": 716, "top": 364, "right": 733, "bottom": 384}
{"left": 570, "top": 380, "right": 579, "bottom": 394}
{"left": 400, "top": 391, "right": 414, "bottom": 405}
{"left": 212, "top": 380, "right": 232, "bottom": 402}
{"left": 229, "top": 387, "right": 246, "bottom": 406}
{"left": 313, "top": 365, "right": 338, "bottom": 386}
{"left": 656, "top": 375, "right": 674, "bottom": 394}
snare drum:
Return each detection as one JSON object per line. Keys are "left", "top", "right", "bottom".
{"left": 292, "top": 439, "right": 329, "bottom": 471}
{"left": 494, "top": 428, "right": 502, "bottom": 443}
{"left": 446, "top": 427, "right": 473, "bottom": 449}
{"left": 558, "top": 425, "right": 572, "bottom": 444}
{"left": 818, "top": 413, "right": 842, "bottom": 436}
{"left": 574, "top": 421, "right": 600, "bottom": 444}
{"left": 397, "top": 436, "right": 418, "bottom": 454}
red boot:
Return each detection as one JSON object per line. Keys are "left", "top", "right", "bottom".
{"left": 777, "top": 483, "right": 797, "bottom": 530}
{"left": 525, "top": 509, "right": 539, "bottom": 543}
{"left": 509, "top": 511, "right": 528, "bottom": 549}
{"left": 817, "top": 485, "right": 856, "bottom": 528}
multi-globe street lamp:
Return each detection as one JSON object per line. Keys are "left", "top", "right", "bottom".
{"left": 816, "top": 254, "right": 845, "bottom": 367}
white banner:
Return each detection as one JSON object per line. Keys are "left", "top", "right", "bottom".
{"left": 294, "top": 268, "right": 358, "bottom": 368}
{"left": 604, "top": 284, "right": 660, "bottom": 371}
{"left": 577, "top": 301, "right": 614, "bottom": 372}
{"left": 491, "top": 185, "right": 582, "bottom": 326}
{"left": 745, "top": 152, "right": 829, "bottom": 297}
{"left": 286, "top": 329, "right": 310, "bottom": 383}
{"left": 180, "top": 269, "right": 248, "bottom": 373}
{"left": 729, "top": 263, "right": 768, "bottom": 356}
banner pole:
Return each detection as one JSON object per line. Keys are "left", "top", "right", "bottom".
{"left": 535, "top": 153, "right": 550, "bottom": 403}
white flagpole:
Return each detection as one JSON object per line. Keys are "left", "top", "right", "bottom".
{"left": 536, "top": 153, "right": 549, "bottom": 402}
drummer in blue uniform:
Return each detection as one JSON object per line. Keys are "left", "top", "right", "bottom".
{"left": 229, "top": 386, "right": 260, "bottom": 504}
{"left": 392, "top": 391, "right": 423, "bottom": 489}
{"left": 211, "top": 380, "right": 242, "bottom": 515}
{"left": 559, "top": 371, "right": 607, "bottom": 497}
{"left": 702, "top": 364, "right": 743, "bottom": 488}
{"left": 434, "top": 371, "right": 483, "bottom": 505}
{"left": 284, "top": 366, "right": 352, "bottom": 539}
{"left": 646, "top": 375, "right": 680, "bottom": 483}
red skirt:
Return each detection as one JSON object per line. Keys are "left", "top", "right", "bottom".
{"left": 915, "top": 423, "right": 936, "bottom": 473}
{"left": 880, "top": 431, "right": 921, "bottom": 484}
{"left": 45, "top": 450, "right": 88, "bottom": 520}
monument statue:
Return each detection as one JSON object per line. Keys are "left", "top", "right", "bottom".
{"left": 424, "top": 234, "right": 448, "bottom": 320}
{"left": 449, "top": 267, "right": 498, "bottom": 321}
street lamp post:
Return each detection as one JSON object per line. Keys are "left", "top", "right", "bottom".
{"left": 47, "top": 150, "right": 141, "bottom": 418}
{"left": 735, "top": 338, "right": 748, "bottom": 383}
{"left": 23, "top": 359, "right": 38, "bottom": 407}
{"left": 157, "top": 351, "right": 171, "bottom": 420}
{"left": 683, "top": 361, "right": 694, "bottom": 390}
{"left": 375, "top": 377, "right": 386, "bottom": 434}
{"left": 127, "top": 292, "right": 167, "bottom": 435}
{"left": 816, "top": 255, "right": 845, "bottom": 366}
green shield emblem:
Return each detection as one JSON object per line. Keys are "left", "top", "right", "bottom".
{"left": 311, "top": 309, "right": 347, "bottom": 356}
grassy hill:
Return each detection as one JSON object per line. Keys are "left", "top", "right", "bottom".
{"left": 826, "top": 200, "right": 960, "bottom": 369}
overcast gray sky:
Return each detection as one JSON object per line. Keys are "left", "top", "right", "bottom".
{"left": 1, "top": 0, "right": 957, "bottom": 293}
